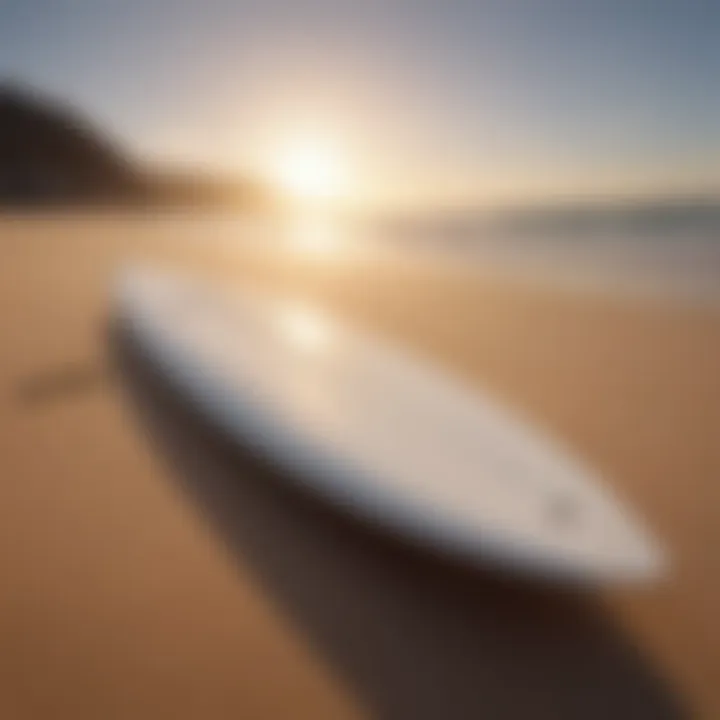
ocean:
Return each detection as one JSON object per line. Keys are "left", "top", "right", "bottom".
{"left": 372, "top": 199, "right": 720, "bottom": 305}
{"left": 135, "top": 198, "right": 720, "bottom": 307}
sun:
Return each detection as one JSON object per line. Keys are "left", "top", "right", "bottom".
{"left": 271, "top": 136, "right": 348, "bottom": 202}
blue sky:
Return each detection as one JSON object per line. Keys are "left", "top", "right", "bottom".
{"left": 1, "top": 0, "right": 719, "bottom": 206}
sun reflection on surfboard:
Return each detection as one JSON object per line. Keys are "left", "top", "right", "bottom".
{"left": 277, "top": 304, "right": 333, "bottom": 354}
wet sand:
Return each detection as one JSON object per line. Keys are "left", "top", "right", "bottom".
{"left": 0, "top": 215, "right": 718, "bottom": 717}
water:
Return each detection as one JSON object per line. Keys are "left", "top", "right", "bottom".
{"left": 374, "top": 200, "right": 720, "bottom": 305}
{"left": 166, "top": 198, "right": 720, "bottom": 307}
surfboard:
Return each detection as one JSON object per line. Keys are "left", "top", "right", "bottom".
{"left": 114, "top": 267, "right": 665, "bottom": 584}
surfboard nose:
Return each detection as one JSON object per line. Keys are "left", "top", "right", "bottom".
{"left": 606, "top": 517, "right": 667, "bottom": 583}
{"left": 543, "top": 491, "right": 668, "bottom": 583}
{"left": 523, "top": 476, "right": 668, "bottom": 584}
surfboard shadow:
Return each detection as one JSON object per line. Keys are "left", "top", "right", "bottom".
{"left": 110, "top": 323, "right": 683, "bottom": 720}
{"left": 12, "top": 361, "right": 109, "bottom": 407}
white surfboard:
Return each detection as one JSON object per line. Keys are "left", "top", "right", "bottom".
{"left": 114, "top": 267, "right": 665, "bottom": 584}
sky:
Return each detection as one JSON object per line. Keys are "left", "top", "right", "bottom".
{"left": 1, "top": 0, "right": 720, "bottom": 207}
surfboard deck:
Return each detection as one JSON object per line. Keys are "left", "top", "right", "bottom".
{"left": 114, "top": 267, "right": 665, "bottom": 584}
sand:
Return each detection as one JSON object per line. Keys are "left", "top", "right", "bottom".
{"left": 0, "top": 215, "right": 718, "bottom": 718}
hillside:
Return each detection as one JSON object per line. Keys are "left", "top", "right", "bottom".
{"left": 0, "top": 84, "right": 268, "bottom": 209}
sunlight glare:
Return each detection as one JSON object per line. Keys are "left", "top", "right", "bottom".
{"left": 272, "top": 136, "right": 348, "bottom": 202}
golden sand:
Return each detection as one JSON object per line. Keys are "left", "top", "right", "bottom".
{"left": 0, "top": 216, "right": 717, "bottom": 717}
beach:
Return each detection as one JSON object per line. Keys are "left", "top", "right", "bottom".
{"left": 0, "top": 215, "right": 718, "bottom": 718}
